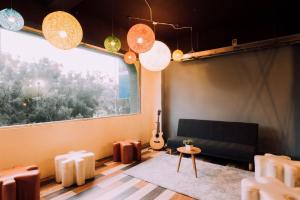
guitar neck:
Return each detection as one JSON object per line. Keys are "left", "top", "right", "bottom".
{"left": 156, "top": 113, "right": 161, "bottom": 134}
{"left": 157, "top": 121, "right": 160, "bottom": 133}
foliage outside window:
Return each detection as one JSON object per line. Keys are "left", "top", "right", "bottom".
{"left": 0, "top": 28, "right": 140, "bottom": 127}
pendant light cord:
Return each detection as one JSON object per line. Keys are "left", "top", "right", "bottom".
{"left": 190, "top": 27, "right": 194, "bottom": 52}
{"left": 111, "top": 0, "right": 114, "bottom": 36}
{"left": 10, "top": 0, "right": 13, "bottom": 9}
{"left": 176, "top": 25, "right": 179, "bottom": 49}
{"left": 127, "top": 18, "right": 131, "bottom": 51}
{"left": 144, "top": 0, "right": 153, "bottom": 21}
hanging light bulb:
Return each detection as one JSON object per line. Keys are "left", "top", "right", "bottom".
{"left": 172, "top": 49, "right": 184, "bottom": 62}
{"left": 139, "top": 40, "right": 171, "bottom": 71}
{"left": 0, "top": 8, "right": 24, "bottom": 31}
{"left": 104, "top": 35, "right": 121, "bottom": 53}
{"left": 172, "top": 26, "right": 184, "bottom": 62}
{"left": 127, "top": 23, "right": 155, "bottom": 53}
{"left": 42, "top": 11, "right": 83, "bottom": 50}
{"left": 124, "top": 51, "right": 137, "bottom": 64}
{"left": 104, "top": 0, "right": 122, "bottom": 53}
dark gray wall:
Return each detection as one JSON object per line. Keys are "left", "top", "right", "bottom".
{"left": 163, "top": 45, "right": 300, "bottom": 158}
{"left": 293, "top": 45, "right": 300, "bottom": 159}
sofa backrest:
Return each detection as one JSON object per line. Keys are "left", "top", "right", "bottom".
{"left": 177, "top": 119, "right": 258, "bottom": 146}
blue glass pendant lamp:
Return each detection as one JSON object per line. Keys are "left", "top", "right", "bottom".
{"left": 0, "top": 8, "right": 24, "bottom": 31}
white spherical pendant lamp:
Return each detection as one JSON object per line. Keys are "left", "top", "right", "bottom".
{"left": 127, "top": 23, "right": 155, "bottom": 53}
{"left": 139, "top": 41, "right": 171, "bottom": 71}
{"left": 42, "top": 11, "right": 83, "bottom": 50}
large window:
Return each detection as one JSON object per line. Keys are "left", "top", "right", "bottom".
{"left": 0, "top": 28, "right": 140, "bottom": 127}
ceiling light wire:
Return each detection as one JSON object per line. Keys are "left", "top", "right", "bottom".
{"left": 131, "top": 1, "right": 194, "bottom": 52}
{"left": 176, "top": 24, "right": 179, "bottom": 49}
{"left": 190, "top": 27, "right": 194, "bottom": 52}
{"left": 128, "top": 16, "right": 192, "bottom": 31}
{"left": 127, "top": 17, "right": 132, "bottom": 51}
{"left": 144, "top": 0, "right": 153, "bottom": 21}
{"left": 111, "top": 0, "right": 114, "bottom": 36}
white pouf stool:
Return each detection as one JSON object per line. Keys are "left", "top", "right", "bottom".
{"left": 255, "top": 154, "right": 300, "bottom": 187}
{"left": 241, "top": 177, "right": 300, "bottom": 200}
{"left": 55, "top": 150, "right": 95, "bottom": 187}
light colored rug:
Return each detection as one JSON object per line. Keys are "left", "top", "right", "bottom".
{"left": 125, "top": 153, "right": 254, "bottom": 200}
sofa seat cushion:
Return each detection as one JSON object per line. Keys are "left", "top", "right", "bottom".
{"left": 167, "top": 136, "right": 255, "bottom": 162}
{"left": 167, "top": 136, "right": 188, "bottom": 147}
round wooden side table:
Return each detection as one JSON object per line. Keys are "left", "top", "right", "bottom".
{"left": 177, "top": 146, "right": 201, "bottom": 178}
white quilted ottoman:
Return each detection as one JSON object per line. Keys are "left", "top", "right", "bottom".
{"left": 241, "top": 177, "right": 300, "bottom": 200}
{"left": 54, "top": 150, "right": 95, "bottom": 187}
{"left": 255, "top": 153, "right": 300, "bottom": 187}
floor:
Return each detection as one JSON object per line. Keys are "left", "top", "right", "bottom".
{"left": 40, "top": 149, "right": 195, "bottom": 200}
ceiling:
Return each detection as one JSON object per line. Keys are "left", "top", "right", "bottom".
{"left": 0, "top": 0, "right": 299, "bottom": 53}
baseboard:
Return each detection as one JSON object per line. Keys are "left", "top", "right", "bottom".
{"left": 142, "top": 142, "right": 150, "bottom": 149}
{"left": 291, "top": 156, "right": 300, "bottom": 161}
{"left": 40, "top": 176, "right": 55, "bottom": 186}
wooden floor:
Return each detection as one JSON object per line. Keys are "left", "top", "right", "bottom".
{"left": 40, "top": 150, "right": 195, "bottom": 200}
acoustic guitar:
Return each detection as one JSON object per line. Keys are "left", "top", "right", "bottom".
{"left": 150, "top": 110, "right": 165, "bottom": 150}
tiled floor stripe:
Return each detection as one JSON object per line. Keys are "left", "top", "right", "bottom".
{"left": 49, "top": 171, "right": 123, "bottom": 200}
{"left": 70, "top": 176, "right": 131, "bottom": 200}
{"left": 139, "top": 186, "right": 166, "bottom": 200}
{"left": 101, "top": 163, "right": 132, "bottom": 175}
{"left": 170, "top": 193, "right": 194, "bottom": 200}
{"left": 110, "top": 185, "right": 139, "bottom": 200}
{"left": 103, "top": 160, "right": 116, "bottom": 166}
{"left": 67, "top": 187, "right": 100, "bottom": 200}
{"left": 94, "top": 178, "right": 140, "bottom": 200}
{"left": 43, "top": 185, "right": 78, "bottom": 200}
{"left": 123, "top": 183, "right": 157, "bottom": 200}
{"left": 65, "top": 175, "right": 132, "bottom": 200}
{"left": 41, "top": 184, "right": 64, "bottom": 197}
{"left": 154, "top": 189, "right": 176, "bottom": 200}
{"left": 97, "top": 173, "right": 127, "bottom": 188}
{"left": 49, "top": 191, "right": 77, "bottom": 200}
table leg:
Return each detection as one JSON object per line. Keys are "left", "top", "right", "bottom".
{"left": 177, "top": 153, "right": 183, "bottom": 172}
{"left": 192, "top": 155, "right": 197, "bottom": 178}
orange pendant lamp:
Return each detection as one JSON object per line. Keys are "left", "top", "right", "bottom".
{"left": 42, "top": 11, "right": 83, "bottom": 50}
{"left": 127, "top": 23, "right": 155, "bottom": 53}
{"left": 124, "top": 51, "right": 137, "bottom": 64}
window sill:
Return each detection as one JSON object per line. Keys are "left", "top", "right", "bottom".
{"left": 0, "top": 112, "right": 142, "bottom": 130}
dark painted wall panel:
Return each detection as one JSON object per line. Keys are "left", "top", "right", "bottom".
{"left": 293, "top": 45, "right": 300, "bottom": 159}
{"left": 163, "top": 45, "right": 299, "bottom": 157}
